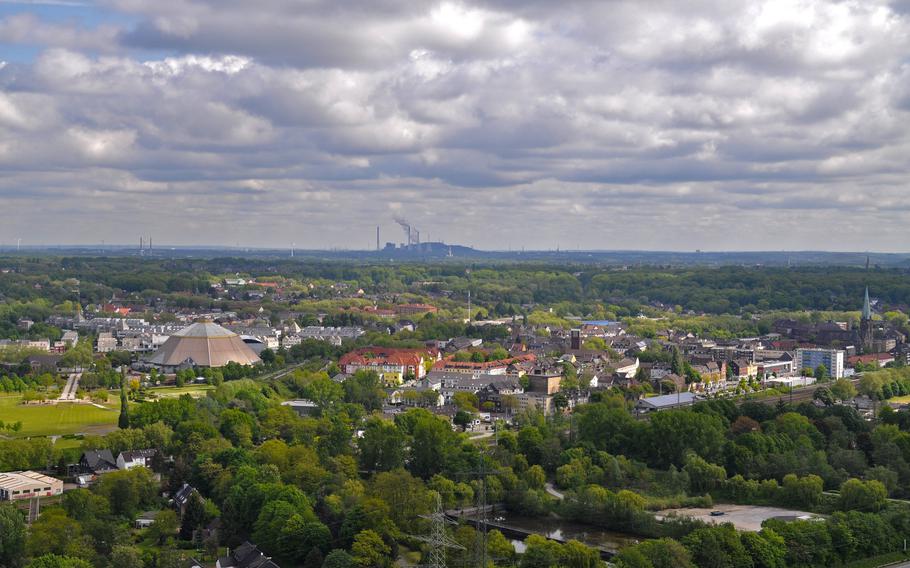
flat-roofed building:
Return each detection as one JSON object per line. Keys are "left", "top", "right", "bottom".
{"left": 0, "top": 471, "right": 63, "bottom": 501}
{"left": 795, "top": 348, "right": 845, "bottom": 379}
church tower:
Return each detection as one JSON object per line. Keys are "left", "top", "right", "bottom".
{"left": 860, "top": 287, "right": 874, "bottom": 353}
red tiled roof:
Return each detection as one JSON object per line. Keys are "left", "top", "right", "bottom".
{"left": 434, "top": 353, "right": 536, "bottom": 370}
{"left": 340, "top": 347, "right": 437, "bottom": 367}
{"left": 847, "top": 353, "right": 894, "bottom": 364}
{"left": 396, "top": 303, "right": 438, "bottom": 312}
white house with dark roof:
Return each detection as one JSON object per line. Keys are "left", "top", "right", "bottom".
{"left": 117, "top": 449, "right": 157, "bottom": 470}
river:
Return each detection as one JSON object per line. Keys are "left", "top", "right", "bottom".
{"left": 478, "top": 512, "right": 641, "bottom": 553}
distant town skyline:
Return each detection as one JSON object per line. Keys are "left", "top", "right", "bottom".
{"left": 1, "top": 1, "right": 909, "bottom": 251}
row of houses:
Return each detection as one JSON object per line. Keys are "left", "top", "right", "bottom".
{"left": 76, "top": 449, "right": 157, "bottom": 485}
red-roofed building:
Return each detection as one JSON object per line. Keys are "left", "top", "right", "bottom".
{"left": 433, "top": 354, "right": 536, "bottom": 375}
{"left": 395, "top": 303, "right": 439, "bottom": 316}
{"left": 847, "top": 353, "right": 894, "bottom": 368}
{"left": 340, "top": 347, "right": 440, "bottom": 385}
{"left": 101, "top": 304, "right": 131, "bottom": 316}
{"left": 354, "top": 306, "right": 396, "bottom": 318}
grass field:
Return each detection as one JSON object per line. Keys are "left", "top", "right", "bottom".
{"left": 888, "top": 395, "right": 910, "bottom": 404}
{"left": 0, "top": 395, "right": 121, "bottom": 438}
{"left": 0, "top": 385, "right": 211, "bottom": 441}
{"left": 146, "top": 385, "right": 214, "bottom": 398}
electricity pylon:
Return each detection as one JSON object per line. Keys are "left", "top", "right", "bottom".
{"left": 414, "top": 494, "right": 465, "bottom": 568}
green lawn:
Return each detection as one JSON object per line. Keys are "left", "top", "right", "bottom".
{"left": 888, "top": 395, "right": 910, "bottom": 404}
{"left": 0, "top": 395, "right": 121, "bottom": 438}
{"left": 146, "top": 384, "right": 214, "bottom": 398}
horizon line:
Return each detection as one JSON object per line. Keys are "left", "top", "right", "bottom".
{"left": 0, "top": 244, "right": 905, "bottom": 255}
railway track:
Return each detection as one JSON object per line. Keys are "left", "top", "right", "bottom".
{"left": 738, "top": 377, "right": 863, "bottom": 407}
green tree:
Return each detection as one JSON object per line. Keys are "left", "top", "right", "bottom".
{"left": 683, "top": 525, "right": 752, "bottom": 568}
{"left": 371, "top": 469, "right": 432, "bottom": 529}
{"left": 487, "top": 529, "right": 515, "bottom": 565}
{"left": 351, "top": 530, "right": 390, "bottom": 568}
{"left": 304, "top": 376, "right": 344, "bottom": 411}
{"left": 0, "top": 503, "right": 27, "bottom": 568}
{"left": 831, "top": 378, "right": 857, "bottom": 401}
{"left": 118, "top": 370, "right": 129, "bottom": 429}
{"left": 25, "top": 556, "right": 92, "bottom": 568}
{"left": 683, "top": 453, "right": 726, "bottom": 493}
{"left": 453, "top": 410, "right": 473, "bottom": 431}
{"left": 740, "top": 530, "right": 786, "bottom": 568}
{"left": 26, "top": 509, "right": 83, "bottom": 559}
{"left": 109, "top": 545, "right": 144, "bottom": 568}
{"left": 343, "top": 371, "right": 385, "bottom": 411}
{"left": 814, "top": 364, "right": 829, "bottom": 381}
{"left": 407, "top": 412, "right": 458, "bottom": 478}
{"left": 260, "top": 348, "right": 276, "bottom": 366}
{"left": 781, "top": 474, "right": 823, "bottom": 509}
{"left": 632, "top": 538, "right": 694, "bottom": 568}
{"left": 647, "top": 410, "right": 726, "bottom": 468}
{"left": 452, "top": 391, "right": 479, "bottom": 412}
{"left": 148, "top": 510, "right": 179, "bottom": 545}
{"left": 303, "top": 547, "right": 324, "bottom": 568}
{"left": 520, "top": 534, "right": 563, "bottom": 567}
{"left": 358, "top": 417, "right": 404, "bottom": 472}
{"left": 279, "top": 515, "right": 332, "bottom": 563}
{"left": 838, "top": 479, "right": 888, "bottom": 512}
{"left": 561, "top": 539, "right": 601, "bottom": 568}
{"left": 525, "top": 465, "right": 546, "bottom": 490}
{"left": 322, "top": 550, "right": 356, "bottom": 568}
{"left": 94, "top": 467, "right": 157, "bottom": 518}
{"left": 179, "top": 493, "right": 207, "bottom": 540}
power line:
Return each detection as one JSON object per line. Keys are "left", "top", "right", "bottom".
{"left": 412, "top": 493, "right": 465, "bottom": 568}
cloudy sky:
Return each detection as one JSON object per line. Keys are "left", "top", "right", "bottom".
{"left": 1, "top": 0, "right": 909, "bottom": 251}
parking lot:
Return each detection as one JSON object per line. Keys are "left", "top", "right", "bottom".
{"left": 655, "top": 504, "right": 820, "bottom": 531}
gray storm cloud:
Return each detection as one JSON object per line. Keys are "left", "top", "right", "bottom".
{"left": 0, "top": 0, "right": 908, "bottom": 250}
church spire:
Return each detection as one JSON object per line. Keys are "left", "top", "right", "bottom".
{"left": 862, "top": 287, "right": 872, "bottom": 320}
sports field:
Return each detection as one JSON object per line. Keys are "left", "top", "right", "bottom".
{"left": 147, "top": 384, "right": 214, "bottom": 398}
{"left": 0, "top": 395, "right": 121, "bottom": 438}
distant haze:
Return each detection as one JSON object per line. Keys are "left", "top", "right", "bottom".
{"left": 1, "top": 1, "right": 909, "bottom": 251}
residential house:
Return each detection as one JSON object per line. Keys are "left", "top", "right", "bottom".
{"left": 135, "top": 511, "right": 159, "bottom": 529}
{"left": 96, "top": 332, "right": 119, "bottom": 353}
{"left": 729, "top": 359, "right": 757, "bottom": 379}
{"left": 280, "top": 399, "right": 321, "bottom": 417}
{"left": 117, "top": 449, "right": 157, "bottom": 470}
{"left": 432, "top": 354, "right": 536, "bottom": 376}
{"left": 613, "top": 357, "right": 640, "bottom": 379}
{"left": 173, "top": 483, "right": 198, "bottom": 516}
{"left": 80, "top": 450, "right": 118, "bottom": 475}
{"left": 217, "top": 542, "right": 280, "bottom": 568}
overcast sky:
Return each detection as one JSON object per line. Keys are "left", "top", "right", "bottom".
{"left": 1, "top": 0, "right": 909, "bottom": 251}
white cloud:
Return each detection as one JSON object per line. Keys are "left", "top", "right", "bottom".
{"left": 0, "top": 0, "right": 908, "bottom": 250}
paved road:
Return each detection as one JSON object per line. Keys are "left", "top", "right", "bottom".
{"left": 544, "top": 482, "right": 564, "bottom": 500}
{"left": 58, "top": 373, "right": 81, "bottom": 401}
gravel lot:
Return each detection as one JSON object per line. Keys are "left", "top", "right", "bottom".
{"left": 655, "top": 504, "right": 820, "bottom": 531}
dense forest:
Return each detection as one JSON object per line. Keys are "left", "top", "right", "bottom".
{"left": 2, "top": 256, "right": 909, "bottom": 316}
{"left": 5, "top": 367, "right": 910, "bottom": 567}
